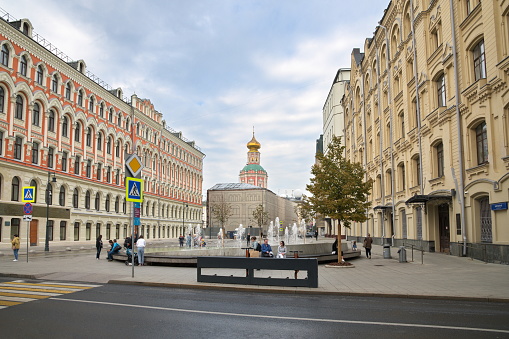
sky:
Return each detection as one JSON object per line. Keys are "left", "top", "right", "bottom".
{"left": 6, "top": 0, "right": 389, "bottom": 198}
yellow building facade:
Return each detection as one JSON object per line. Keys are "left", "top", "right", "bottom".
{"left": 342, "top": 0, "right": 509, "bottom": 262}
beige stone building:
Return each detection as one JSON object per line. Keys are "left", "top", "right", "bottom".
{"left": 341, "top": 0, "right": 508, "bottom": 262}
{"left": 207, "top": 183, "right": 299, "bottom": 236}
{"left": 0, "top": 12, "right": 204, "bottom": 248}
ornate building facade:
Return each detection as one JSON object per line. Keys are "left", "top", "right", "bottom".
{"left": 0, "top": 13, "right": 204, "bottom": 247}
{"left": 341, "top": 0, "right": 508, "bottom": 262}
{"left": 239, "top": 132, "right": 268, "bottom": 188}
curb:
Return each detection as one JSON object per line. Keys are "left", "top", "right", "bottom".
{"left": 107, "top": 279, "right": 509, "bottom": 303}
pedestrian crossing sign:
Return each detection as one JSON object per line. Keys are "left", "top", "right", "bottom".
{"left": 126, "top": 177, "right": 143, "bottom": 202}
{"left": 22, "top": 186, "right": 36, "bottom": 203}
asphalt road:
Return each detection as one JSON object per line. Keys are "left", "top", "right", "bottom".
{"left": 1, "top": 278, "right": 508, "bottom": 339}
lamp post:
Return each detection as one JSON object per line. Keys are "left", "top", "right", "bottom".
{"left": 45, "top": 171, "right": 56, "bottom": 252}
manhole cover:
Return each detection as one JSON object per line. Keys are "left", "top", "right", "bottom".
{"left": 374, "top": 264, "right": 384, "bottom": 266}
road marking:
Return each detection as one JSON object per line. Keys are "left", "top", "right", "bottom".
{"left": 51, "top": 298, "right": 509, "bottom": 334}
{"left": 0, "top": 281, "right": 101, "bottom": 310}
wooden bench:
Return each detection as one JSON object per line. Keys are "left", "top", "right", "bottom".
{"left": 197, "top": 256, "right": 318, "bottom": 288}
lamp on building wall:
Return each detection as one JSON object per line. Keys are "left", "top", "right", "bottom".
{"left": 45, "top": 171, "right": 57, "bottom": 252}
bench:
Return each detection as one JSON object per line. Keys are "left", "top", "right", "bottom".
{"left": 197, "top": 256, "right": 318, "bottom": 288}
{"left": 112, "top": 253, "right": 197, "bottom": 266}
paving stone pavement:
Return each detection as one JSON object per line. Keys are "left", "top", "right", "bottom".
{"left": 1, "top": 241, "right": 508, "bottom": 302}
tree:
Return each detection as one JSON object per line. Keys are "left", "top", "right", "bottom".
{"left": 210, "top": 195, "right": 233, "bottom": 246}
{"left": 306, "top": 136, "right": 371, "bottom": 262}
{"left": 250, "top": 204, "right": 269, "bottom": 231}
{"left": 294, "top": 195, "right": 316, "bottom": 227}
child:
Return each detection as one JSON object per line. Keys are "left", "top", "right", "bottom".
{"left": 352, "top": 240, "right": 358, "bottom": 251}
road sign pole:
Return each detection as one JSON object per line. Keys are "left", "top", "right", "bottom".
{"left": 26, "top": 220, "right": 29, "bottom": 263}
{"left": 131, "top": 200, "right": 135, "bottom": 278}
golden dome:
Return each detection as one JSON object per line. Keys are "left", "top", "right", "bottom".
{"left": 247, "top": 133, "right": 261, "bottom": 152}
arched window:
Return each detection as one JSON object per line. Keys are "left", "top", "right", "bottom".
{"left": 11, "top": 177, "right": 20, "bottom": 201}
{"left": 89, "top": 96, "right": 95, "bottom": 112}
{"left": 436, "top": 74, "right": 446, "bottom": 107}
{"left": 1, "top": 44, "right": 9, "bottom": 66}
{"left": 77, "top": 90, "right": 83, "bottom": 106}
{"left": 473, "top": 40, "right": 486, "bottom": 81}
{"left": 48, "top": 110, "right": 55, "bottom": 132}
{"left": 99, "top": 103, "right": 104, "bottom": 118}
{"left": 36, "top": 65, "right": 43, "bottom": 85}
{"left": 107, "top": 137, "right": 112, "bottom": 154}
{"left": 15, "top": 95, "right": 23, "bottom": 120}
{"left": 32, "top": 103, "right": 40, "bottom": 126}
{"left": 20, "top": 55, "right": 28, "bottom": 76}
{"left": 72, "top": 188, "right": 79, "bottom": 208}
{"left": 59, "top": 186, "right": 66, "bottom": 206}
{"left": 115, "top": 142, "right": 120, "bottom": 157}
{"left": 109, "top": 108, "right": 114, "bottom": 122}
{"left": 51, "top": 74, "right": 58, "bottom": 93}
{"left": 97, "top": 133, "right": 102, "bottom": 150}
{"left": 476, "top": 121, "right": 488, "bottom": 164}
{"left": 115, "top": 196, "right": 120, "bottom": 213}
{"left": 0, "top": 87, "right": 4, "bottom": 113}
{"left": 65, "top": 82, "right": 72, "bottom": 100}
{"left": 85, "top": 190, "right": 91, "bottom": 209}
{"left": 86, "top": 127, "right": 92, "bottom": 147}
{"left": 435, "top": 142, "right": 444, "bottom": 177}
{"left": 117, "top": 113, "right": 122, "bottom": 127}
{"left": 105, "top": 195, "right": 110, "bottom": 212}
{"left": 95, "top": 192, "right": 101, "bottom": 211}
{"left": 74, "top": 123, "right": 81, "bottom": 142}
{"left": 62, "top": 116, "right": 68, "bottom": 137}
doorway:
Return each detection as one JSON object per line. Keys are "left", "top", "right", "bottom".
{"left": 438, "top": 204, "right": 450, "bottom": 253}
{"left": 30, "top": 219, "right": 38, "bottom": 246}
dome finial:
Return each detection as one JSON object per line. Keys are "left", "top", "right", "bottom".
{"left": 247, "top": 128, "right": 260, "bottom": 151}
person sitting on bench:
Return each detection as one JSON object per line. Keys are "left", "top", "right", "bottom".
{"left": 260, "top": 238, "right": 273, "bottom": 257}
{"left": 107, "top": 239, "right": 121, "bottom": 261}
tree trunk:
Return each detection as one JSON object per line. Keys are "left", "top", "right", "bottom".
{"left": 337, "top": 219, "right": 343, "bottom": 263}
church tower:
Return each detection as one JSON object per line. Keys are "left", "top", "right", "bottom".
{"left": 239, "top": 131, "right": 268, "bottom": 188}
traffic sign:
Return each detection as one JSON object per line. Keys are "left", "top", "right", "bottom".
{"left": 24, "top": 203, "right": 33, "bottom": 214}
{"left": 126, "top": 177, "right": 144, "bottom": 202}
{"left": 125, "top": 154, "right": 144, "bottom": 178}
{"left": 23, "top": 215, "right": 33, "bottom": 222}
{"left": 22, "top": 187, "right": 36, "bottom": 203}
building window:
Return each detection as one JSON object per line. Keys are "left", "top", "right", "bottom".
{"left": 29, "top": 179, "right": 37, "bottom": 203}
{"left": 479, "top": 197, "right": 492, "bottom": 243}
{"left": 115, "top": 142, "right": 120, "bottom": 157}
{"left": 59, "top": 186, "right": 65, "bottom": 206}
{"left": 86, "top": 223, "right": 91, "bottom": 241}
{"left": 437, "top": 74, "right": 446, "bottom": 107}
{"left": 123, "top": 198, "right": 126, "bottom": 213}
{"left": 1, "top": 44, "right": 9, "bottom": 66}
{"left": 117, "top": 113, "right": 122, "bottom": 127}
{"left": 106, "top": 223, "right": 111, "bottom": 239}
{"left": 20, "top": 55, "right": 28, "bottom": 76}
{"left": 105, "top": 195, "right": 110, "bottom": 212}
{"left": 0, "top": 87, "right": 4, "bottom": 113}
{"left": 106, "top": 167, "right": 111, "bottom": 183}
{"left": 74, "top": 123, "right": 80, "bottom": 142}
{"left": 95, "top": 193, "right": 100, "bottom": 211}
{"left": 74, "top": 222, "right": 80, "bottom": 241}
{"left": 412, "top": 155, "right": 420, "bottom": 186}
{"left": 45, "top": 183, "right": 53, "bottom": 205}
{"left": 74, "top": 155, "right": 80, "bottom": 175}
{"left": 96, "top": 223, "right": 101, "bottom": 239}
{"left": 47, "top": 220, "right": 54, "bottom": 241}
{"left": 99, "top": 103, "right": 104, "bottom": 118}
{"left": 86, "top": 160, "right": 92, "bottom": 178}
{"left": 62, "top": 151, "right": 68, "bottom": 172}
{"left": 86, "top": 127, "right": 92, "bottom": 147}
{"left": 109, "top": 108, "right": 114, "bottom": 122}
{"left": 115, "top": 170, "right": 120, "bottom": 185}
{"left": 106, "top": 137, "right": 112, "bottom": 154}
{"left": 51, "top": 74, "right": 58, "bottom": 93}
{"left": 62, "top": 116, "right": 68, "bottom": 137}
{"left": 77, "top": 90, "right": 83, "bottom": 106}
{"left": 476, "top": 121, "right": 488, "bottom": 164}
{"left": 32, "top": 103, "right": 40, "bottom": 126}
{"left": 11, "top": 177, "right": 20, "bottom": 201}
{"left": 15, "top": 95, "right": 23, "bottom": 119}
{"left": 32, "top": 142, "right": 39, "bottom": 164}
{"left": 97, "top": 163, "right": 102, "bottom": 181}
{"left": 72, "top": 188, "right": 79, "bottom": 208}
{"left": 60, "top": 221, "right": 66, "bottom": 240}
{"left": 436, "top": 142, "right": 444, "bottom": 177}
{"left": 473, "top": 40, "right": 486, "bottom": 81}
{"left": 97, "top": 133, "right": 102, "bottom": 151}
{"left": 85, "top": 190, "right": 91, "bottom": 209}
{"left": 115, "top": 196, "right": 119, "bottom": 213}
{"left": 65, "top": 82, "right": 71, "bottom": 100}
{"left": 48, "top": 110, "right": 55, "bottom": 132}
{"left": 36, "top": 65, "right": 43, "bottom": 85}
{"left": 14, "top": 136, "right": 22, "bottom": 160}
{"left": 89, "top": 97, "right": 94, "bottom": 112}
{"left": 48, "top": 147, "right": 54, "bottom": 168}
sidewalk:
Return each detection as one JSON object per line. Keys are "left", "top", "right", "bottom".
{"left": 1, "top": 243, "right": 508, "bottom": 302}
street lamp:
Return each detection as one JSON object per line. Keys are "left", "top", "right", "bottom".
{"left": 45, "top": 172, "right": 56, "bottom": 252}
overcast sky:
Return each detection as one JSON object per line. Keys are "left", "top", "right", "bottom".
{"left": 7, "top": 0, "right": 388, "bottom": 198}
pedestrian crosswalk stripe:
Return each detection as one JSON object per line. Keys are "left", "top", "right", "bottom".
{"left": 0, "top": 280, "right": 101, "bottom": 310}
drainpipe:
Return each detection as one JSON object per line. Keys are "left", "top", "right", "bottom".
{"left": 361, "top": 69, "right": 369, "bottom": 239}
{"left": 449, "top": 0, "right": 467, "bottom": 255}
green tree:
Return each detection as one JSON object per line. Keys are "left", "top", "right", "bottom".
{"left": 250, "top": 204, "right": 269, "bottom": 230}
{"left": 210, "top": 196, "right": 233, "bottom": 246}
{"left": 306, "top": 136, "right": 371, "bottom": 262}
{"left": 294, "top": 195, "right": 316, "bottom": 227}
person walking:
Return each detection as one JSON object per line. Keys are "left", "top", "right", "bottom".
{"left": 96, "top": 235, "right": 103, "bottom": 260}
{"left": 178, "top": 234, "right": 185, "bottom": 247}
{"left": 314, "top": 230, "right": 318, "bottom": 241}
{"left": 363, "top": 233, "right": 373, "bottom": 259}
{"left": 136, "top": 235, "right": 146, "bottom": 266}
{"left": 11, "top": 234, "right": 20, "bottom": 261}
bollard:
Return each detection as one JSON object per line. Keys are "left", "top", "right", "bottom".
{"left": 398, "top": 246, "right": 407, "bottom": 263}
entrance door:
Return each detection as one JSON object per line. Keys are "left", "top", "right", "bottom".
{"left": 438, "top": 204, "right": 450, "bottom": 253}
{"left": 30, "top": 219, "right": 38, "bottom": 246}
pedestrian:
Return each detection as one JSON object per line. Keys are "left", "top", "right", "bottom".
{"left": 136, "top": 235, "right": 146, "bottom": 266}
{"left": 96, "top": 235, "right": 103, "bottom": 260}
{"left": 246, "top": 233, "right": 251, "bottom": 247}
{"left": 260, "top": 238, "right": 273, "bottom": 257}
{"left": 11, "top": 234, "right": 20, "bottom": 262}
{"left": 363, "top": 233, "right": 373, "bottom": 259}
{"left": 107, "top": 239, "right": 121, "bottom": 261}
{"left": 314, "top": 230, "right": 318, "bottom": 241}
{"left": 277, "top": 241, "right": 287, "bottom": 258}
{"left": 179, "top": 234, "right": 184, "bottom": 247}
{"left": 352, "top": 240, "right": 358, "bottom": 251}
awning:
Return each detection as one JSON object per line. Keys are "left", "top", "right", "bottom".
{"left": 373, "top": 205, "right": 392, "bottom": 210}
{"left": 405, "top": 195, "right": 452, "bottom": 205}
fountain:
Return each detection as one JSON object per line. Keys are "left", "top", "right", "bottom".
{"left": 236, "top": 224, "right": 245, "bottom": 247}
{"left": 275, "top": 217, "right": 280, "bottom": 244}
{"left": 267, "top": 221, "right": 274, "bottom": 240}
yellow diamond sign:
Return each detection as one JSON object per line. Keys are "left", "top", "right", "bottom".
{"left": 125, "top": 154, "right": 144, "bottom": 177}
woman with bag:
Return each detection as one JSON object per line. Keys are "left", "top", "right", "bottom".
{"left": 11, "top": 234, "right": 20, "bottom": 261}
